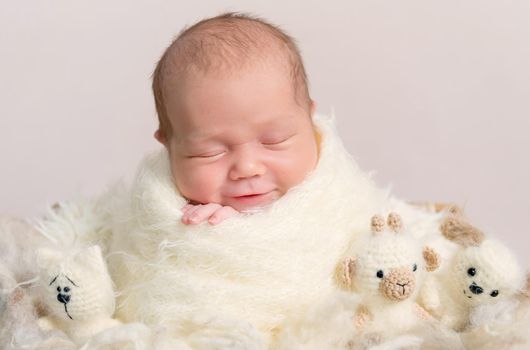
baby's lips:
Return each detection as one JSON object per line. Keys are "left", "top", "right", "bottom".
{"left": 224, "top": 187, "right": 276, "bottom": 198}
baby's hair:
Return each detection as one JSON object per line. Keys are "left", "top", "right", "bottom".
{"left": 152, "top": 12, "right": 311, "bottom": 139}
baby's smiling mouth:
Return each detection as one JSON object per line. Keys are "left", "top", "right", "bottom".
{"left": 234, "top": 193, "right": 264, "bottom": 198}
{"left": 228, "top": 190, "right": 278, "bottom": 209}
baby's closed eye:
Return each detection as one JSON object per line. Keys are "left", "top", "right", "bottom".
{"left": 261, "top": 134, "right": 295, "bottom": 147}
{"left": 187, "top": 150, "right": 226, "bottom": 159}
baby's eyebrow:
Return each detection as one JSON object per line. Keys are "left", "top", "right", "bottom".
{"left": 180, "top": 135, "right": 222, "bottom": 147}
{"left": 179, "top": 114, "right": 298, "bottom": 145}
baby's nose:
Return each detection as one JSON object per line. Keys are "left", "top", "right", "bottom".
{"left": 229, "top": 151, "right": 266, "bottom": 180}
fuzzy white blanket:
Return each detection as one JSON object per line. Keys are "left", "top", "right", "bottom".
{"left": 100, "top": 114, "right": 448, "bottom": 347}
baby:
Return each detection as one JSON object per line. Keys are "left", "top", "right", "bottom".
{"left": 33, "top": 11, "right": 450, "bottom": 349}
{"left": 150, "top": 12, "right": 319, "bottom": 225}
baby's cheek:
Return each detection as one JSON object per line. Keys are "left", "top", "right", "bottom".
{"left": 173, "top": 163, "right": 225, "bottom": 203}
{"left": 279, "top": 144, "right": 317, "bottom": 188}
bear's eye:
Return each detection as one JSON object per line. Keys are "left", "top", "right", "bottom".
{"left": 467, "top": 267, "right": 476, "bottom": 277}
{"left": 64, "top": 287, "right": 70, "bottom": 293}
{"left": 56, "top": 286, "right": 61, "bottom": 292}
{"left": 413, "top": 264, "right": 417, "bottom": 272}
{"left": 376, "top": 270, "right": 384, "bottom": 278}
{"left": 490, "top": 290, "right": 499, "bottom": 297}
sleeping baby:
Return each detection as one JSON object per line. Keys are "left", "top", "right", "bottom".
{"left": 36, "top": 12, "right": 451, "bottom": 349}
{"left": 150, "top": 11, "right": 319, "bottom": 225}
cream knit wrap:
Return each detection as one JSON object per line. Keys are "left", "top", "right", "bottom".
{"left": 105, "top": 114, "right": 444, "bottom": 340}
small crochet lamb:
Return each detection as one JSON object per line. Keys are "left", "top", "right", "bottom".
{"left": 36, "top": 245, "right": 121, "bottom": 345}
{"left": 337, "top": 213, "right": 440, "bottom": 337}
{"left": 420, "top": 213, "right": 527, "bottom": 331}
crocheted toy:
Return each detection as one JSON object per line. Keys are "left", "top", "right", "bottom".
{"left": 420, "top": 212, "right": 527, "bottom": 331}
{"left": 337, "top": 213, "right": 441, "bottom": 337}
{"left": 36, "top": 245, "right": 121, "bottom": 345}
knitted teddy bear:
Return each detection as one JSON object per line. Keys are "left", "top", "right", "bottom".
{"left": 36, "top": 245, "right": 122, "bottom": 346}
{"left": 337, "top": 213, "right": 441, "bottom": 338}
{"left": 420, "top": 211, "right": 527, "bottom": 331}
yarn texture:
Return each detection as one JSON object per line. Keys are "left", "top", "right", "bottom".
{"left": 36, "top": 245, "right": 121, "bottom": 346}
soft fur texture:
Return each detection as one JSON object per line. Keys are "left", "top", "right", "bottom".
{"left": 0, "top": 216, "right": 51, "bottom": 293}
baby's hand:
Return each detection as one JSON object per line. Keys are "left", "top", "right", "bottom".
{"left": 181, "top": 203, "right": 238, "bottom": 225}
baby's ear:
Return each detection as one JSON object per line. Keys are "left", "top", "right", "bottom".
{"left": 423, "top": 247, "right": 441, "bottom": 272}
{"left": 336, "top": 257, "right": 357, "bottom": 289}
{"left": 154, "top": 129, "right": 168, "bottom": 147}
{"left": 309, "top": 100, "right": 317, "bottom": 116}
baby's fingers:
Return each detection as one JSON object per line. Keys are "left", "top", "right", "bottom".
{"left": 181, "top": 204, "right": 194, "bottom": 213}
{"left": 182, "top": 203, "right": 221, "bottom": 225}
{"left": 208, "top": 206, "right": 238, "bottom": 225}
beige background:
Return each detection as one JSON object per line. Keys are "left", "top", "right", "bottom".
{"left": 1, "top": 1, "right": 529, "bottom": 265}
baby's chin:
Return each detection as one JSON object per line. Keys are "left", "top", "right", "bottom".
{"left": 223, "top": 190, "right": 281, "bottom": 212}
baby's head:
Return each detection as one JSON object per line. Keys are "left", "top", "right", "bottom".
{"left": 152, "top": 13, "right": 318, "bottom": 211}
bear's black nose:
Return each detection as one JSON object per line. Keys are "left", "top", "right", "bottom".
{"left": 57, "top": 293, "right": 70, "bottom": 304}
{"left": 469, "top": 283, "right": 483, "bottom": 295}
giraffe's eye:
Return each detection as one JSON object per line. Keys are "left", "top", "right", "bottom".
{"left": 376, "top": 270, "right": 384, "bottom": 278}
{"left": 467, "top": 267, "right": 476, "bottom": 277}
{"left": 57, "top": 286, "right": 61, "bottom": 292}
{"left": 413, "top": 264, "right": 417, "bottom": 272}
{"left": 490, "top": 290, "right": 499, "bottom": 297}
{"left": 64, "top": 287, "right": 70, "bottom": 293}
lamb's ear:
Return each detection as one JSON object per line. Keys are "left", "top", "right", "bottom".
{"left": 440, "top": 216, "right": 485, "bottom": 247}
{"left": 423, "top": 247, "right": 441, "bottom": 272}
{"left": 336, "top": 257, "right": 357, "bottom": 289}
{"left": 387, "top": 213, "right": 403, "bottom": 233}
{"left": 371, "top": 215, "right": 385, "bottom": 234}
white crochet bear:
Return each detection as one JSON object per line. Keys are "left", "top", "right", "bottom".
{"left": 420, "top": 213, "right": 527, "bottom": 331}
{"left": 36, "top": 245, "right": 122, "bottom": 345}
{"left": 337, "top": 213, "right": 441, "bottom": 338}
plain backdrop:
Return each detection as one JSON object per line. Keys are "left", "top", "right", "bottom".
{"left": 1, "top": 1, "right": 529, "bottom": 265}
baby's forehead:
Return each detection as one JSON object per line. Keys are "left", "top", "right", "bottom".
{"left": 163, "top": 18, "right": 291, "bottom": 80}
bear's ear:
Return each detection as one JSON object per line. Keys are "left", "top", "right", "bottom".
{"left": 74, "top": 245, "right": 106, "bottom": 272}
{"left": 423, "top": 247, "right": 441, "bottom": 272}
{"left": 440, "top": 216, "right": 485, "bottom": 247}
{"left": 36, "top": 248, "right": 63, "bottom": 271}
{"left": 336, "top": 257, "right": 357, "bottom": 289}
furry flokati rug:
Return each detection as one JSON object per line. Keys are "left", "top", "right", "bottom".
{"left": 1, "top": 115, "right": 529, "bottom": 349}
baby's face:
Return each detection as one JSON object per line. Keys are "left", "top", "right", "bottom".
{"left": 160, "top": 63, "right": 318, "bottom": 211}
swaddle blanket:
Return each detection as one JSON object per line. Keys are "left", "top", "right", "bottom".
{"left": 103, "top": 114, "right": 446, "bottom": 345}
